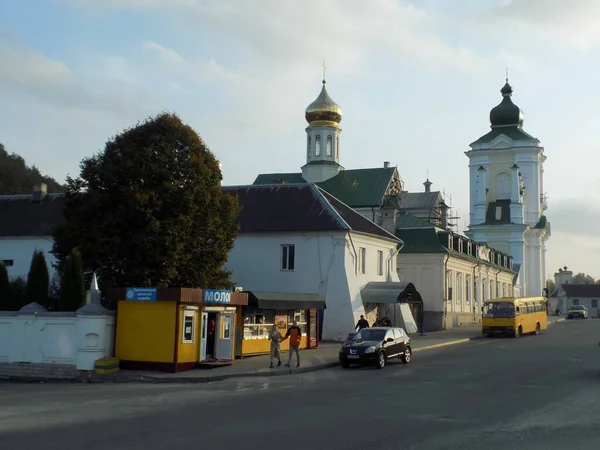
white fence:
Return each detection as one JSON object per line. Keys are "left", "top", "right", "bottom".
{"left": 0, "top": 302, "right": 115, "bottom": 371}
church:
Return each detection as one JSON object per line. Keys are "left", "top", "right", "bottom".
{"left": 465, "top": 79, "right": 551, "bottom": 298}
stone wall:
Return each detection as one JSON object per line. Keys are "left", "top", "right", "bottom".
{"left": 0, "top": 301, "right": 115, "bottom": 379}
{"left": 0, "top": 362, "right": 81, "bottom": 380}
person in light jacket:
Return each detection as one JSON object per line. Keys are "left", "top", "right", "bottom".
{"left": 268, "top": 325, "right": 283, "bottom": 368}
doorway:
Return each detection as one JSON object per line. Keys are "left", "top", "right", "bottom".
{"left": 204, "top": 312, "right": 217, "bottom": 361}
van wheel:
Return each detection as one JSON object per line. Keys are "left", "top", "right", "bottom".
{"left": 376, "top": 351, "right": 386, "bottom": 369}
{"left": 534, "top": 323, "right": 540, "bottom": 335}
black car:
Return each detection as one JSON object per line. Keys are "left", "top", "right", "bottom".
{"left": 339, "top": 327, "right": 412, "bottom": 369}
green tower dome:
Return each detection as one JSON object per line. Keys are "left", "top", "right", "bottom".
{"left": 489, "top": 81, "right": 524, "bottom": 128}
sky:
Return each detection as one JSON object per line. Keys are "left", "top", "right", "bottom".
{"left": 1, "top": 0, "right": 599, "bottom": 281}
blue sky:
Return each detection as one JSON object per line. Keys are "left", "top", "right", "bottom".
{"left": 1, "top": 0, "right": 599, "bottom": 280}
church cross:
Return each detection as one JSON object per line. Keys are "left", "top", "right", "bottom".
{"left": 322, "top": 61, "right": 327, "bottom": 81}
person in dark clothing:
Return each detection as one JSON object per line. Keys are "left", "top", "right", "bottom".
{"left": 355, "top": 315, "right": 369, "bottom": 331}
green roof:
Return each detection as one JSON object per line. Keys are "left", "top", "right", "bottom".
{"left": 396, "top": 228, "right": 446, "bottom": 253}
{"left": 396, "top": 214, "right": 435, "bottom": 229}
{"left": 253, "top": 173, "right": 306, "bottom": 185}
{"left": 470, "top": 126, "right": 538, "bottom": 147}
{"left": 252, "top": 167, "right": 396, "bottom": 208}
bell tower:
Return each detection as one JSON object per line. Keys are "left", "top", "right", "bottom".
{"left": 301, "top": 63, "right": 344, "bottom": 183}
{"left": 465, "top": 78, "right": 550, "bottom": 297}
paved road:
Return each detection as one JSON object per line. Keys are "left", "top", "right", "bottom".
{"left": 1, "top": 319, "right": 599, "bottom": 449}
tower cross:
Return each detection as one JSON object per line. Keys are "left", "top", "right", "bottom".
{"left": 322, "top": 61, "right": 327, "bottom": 81}
{"left": 506, "top": 66, "right": 509, "bottom": 82}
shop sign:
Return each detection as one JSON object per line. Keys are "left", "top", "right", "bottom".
{"left": 204, "top": 289, "right": 231, "bottom": 304}
{"left": 126, "top": 287, "right": 157, "bottom": 301}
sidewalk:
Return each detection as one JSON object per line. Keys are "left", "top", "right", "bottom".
{"left": 89, "top": 318, "right": 564, "bottom": 384}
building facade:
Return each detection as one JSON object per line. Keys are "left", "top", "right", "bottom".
{"left": 222, "top": 183, "right": 406, "bottom": 341}
{"left": 465, "top": 80, "right": 551, "bottom": 297}
{"left": 0, "top": 184, "right": 63, "bottom": 280}
{"left": 396, "top": 214, "right": 518, "bottom": 331}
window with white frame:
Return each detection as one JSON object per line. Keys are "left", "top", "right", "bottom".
{"left": 465, "top": 275, "right": 471, "bottom": 303}
{"left": 315, "top": 134, "right": 321, "bottom": 156}
{"left": 359, "top": 247, "right": 366, "bottom": 274}
{"left": 447, "top": 270, "right": 453, "bottom": 301}
{"left": 456, "top": 273, "right": 463, "bottom": 303}
{"left": 181, "top": 310, "right": 196, "bottom": 344}
{"left": 377, "top": 250, "right": 384, "bottom": 276}
{"left": 326, "top": 135, "right": 333, "bottom": 156}
{"left": 281, "top": 244, "right": 295, "bottom": 271}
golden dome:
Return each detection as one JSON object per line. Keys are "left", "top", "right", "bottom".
{"left": 305, "top": 80, "right": 343, "bottom": 126}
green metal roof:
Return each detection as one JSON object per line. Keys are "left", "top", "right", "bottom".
{"left": 396, "top": 228, "right": 446, "bottom": 253}
{"left": 245, "top": 291, "right": 326, "bottom": 310}
{"left": 252, "top": 167, "right": 396, "bottom": 208}
{"left": 470, "top": 126, "right": 538, "bottom": 147}
{"left": 396, "top": 214, "right": 435, "bottom": 229}
{"left": 253, "top": 173, "right": 307, "bottom": 185}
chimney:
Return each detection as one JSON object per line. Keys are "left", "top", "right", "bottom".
{"left": 383, "top": 161, "right": 390, "bottom": 169}
{"left": 424, "top": 179, "right": 432, "bottom": 193}
{"left": 32, "top": 183, "right": 47, "bottom": 202}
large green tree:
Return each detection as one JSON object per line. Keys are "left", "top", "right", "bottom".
{"left": 26, "top": 250, "right": 50, "bottom": 307}
{"left": 52, "top": 113, "right": 241, "bottom": 289}
{"left": 0, "top": 143, "right": 65, "bottom": 194}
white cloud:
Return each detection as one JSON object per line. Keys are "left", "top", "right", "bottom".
{"left": 490, "top": 0, "right": 600, "bottom": 51}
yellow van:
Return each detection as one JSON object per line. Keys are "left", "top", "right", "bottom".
{"left": 482, "top": 296, "right": 548, "bottom": 338}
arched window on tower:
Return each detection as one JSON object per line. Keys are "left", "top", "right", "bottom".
{"left": 315, "top": 135, "right": 321, "bottom": 157}
{"left": 326, "top": 135, "right": 333, "bottom": 157}
{"left": 495, "top": 172, "right": 511, "bottom": 200}
{"left": 307, "top": 136, "right": 312, "bottom": 157}
{"left": 335, "top": 136, "right": 339, "bottom": 159}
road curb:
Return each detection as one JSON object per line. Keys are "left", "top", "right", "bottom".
{"left": 6, "top": 324, "right": 567, "bottom": 385}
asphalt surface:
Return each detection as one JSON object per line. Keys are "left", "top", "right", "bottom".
{"left": 1, "top": 319, "right": 599, "bottom": 449}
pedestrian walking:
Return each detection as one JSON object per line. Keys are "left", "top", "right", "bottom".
{"left": 268, "top": 325, "right": 283, "bottom": 368}
{"left": 355, "top": 315, "right": 369, "bottom": 331}
{"left": 283, "top": 320, "right": 302, "bottom": 368}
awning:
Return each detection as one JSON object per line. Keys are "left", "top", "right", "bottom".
{"left": 245, "top": 291, "right": 326, "bottom": 310}
{"left": 361, "top": 282, "right": 421, "bottom": 304}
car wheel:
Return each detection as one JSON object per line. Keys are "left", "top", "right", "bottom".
{"left": 513, "top": 326, "right": 521, "bottom": 338}
{"left": 376, "top": 351, "right": 386, "bottom": 369}
{"left": 534, "top": 323, "right": 540, "bottom": 335}
{"left": 341, "top": 361, "right": 349, "bottom": 368}
{"left": 401, "top": 346, "right": 412, "bottom": 364}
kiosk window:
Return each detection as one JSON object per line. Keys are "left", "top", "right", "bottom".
{"left": 221, "top": 315, "right": 232, "bottom": 340}
{"left": 182, "top": 312, "right": 195, "bottom": 344}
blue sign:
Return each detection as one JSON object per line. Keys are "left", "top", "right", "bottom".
{"left": 126, "top": 288, "right": 157, "bottom": 301}
{"left": 203, "top": 289, "right": 231, "bottom": 304}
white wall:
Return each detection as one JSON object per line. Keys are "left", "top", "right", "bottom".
{"left": 224, "top": 230, "right": 400, "bottom": 340}
{"left": 0, "top": 306, "right": 115, "bottom": 370}
{"left": 0, "top": 237, "right": 57, "bottom": 280}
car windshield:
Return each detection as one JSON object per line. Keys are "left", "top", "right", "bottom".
{"left": 483, "top": 302, "right": 515, "bottom": 318}
{"left": 570, "top": 305, "right": 584, "bottom": 310}
{"left": 352, "top": 329, "right": 386, "bottom": 342}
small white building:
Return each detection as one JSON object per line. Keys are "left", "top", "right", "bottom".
{"left": 550, "top": 267, "right": 600, "bottom": 317}
{"left": 0, "top": 184, "right": 63, "bottom": 280}
{"left": 223, "top": 183, "right": 408, "bottom": 341}
{"left": 395, "top": 214, "right": 519, "bottom": 331}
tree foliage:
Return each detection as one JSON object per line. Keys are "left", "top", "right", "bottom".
{"left": 58, "top": 248, "right": 86, "bottom": 311}
{"left": 52, "top": 113, "right": 241, "bottom": 289}
{"left": 9, "top": 277, "right": 28, "bottom": 310}
{"left": 26, "top": 250, "right": 50, "bottom": 307}
{"left": 0, "top": 264, "right": 10, "bottom": 310}
{"left": 0, "top": 143, "right": 65, "bottom": 194}
{"left": 572, "top": 273, "right": 596, "bottom": 285}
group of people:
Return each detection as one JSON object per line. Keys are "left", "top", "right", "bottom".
{"left": 355, "top": 314, "right": 392, "bottom": 330}
{"left": 267, "top": 321, "right": 303, "bottom": 368}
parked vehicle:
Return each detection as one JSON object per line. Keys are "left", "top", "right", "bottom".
{"left": 567, "top": 305, "right": 588, "bottom": 319}
{"left": 339, "top": 327, "right": 411, "bottom": 369}
{"left": 481, "top": 296, "right": 547, "bottom": 338}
